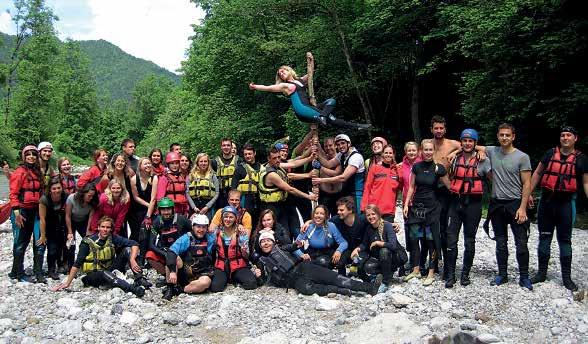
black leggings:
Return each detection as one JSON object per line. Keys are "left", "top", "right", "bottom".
{"left": 127, "top": 209, "right": 146, "bottom": 243}
{"left": 408, "top": 232, "right": 436, "bottom": 270}
{"left": 11, "top": 208, "right": 44, "bottom": 278}
{"left": 210, "top": 268, "right": 257, "bottom": 292}
{"left": 292, "top": 261, "right": 372, "bottom": 296}
{"left": 537, "top": 196, "right": 574, "bottom": 264}
{"left": 46, "top": 225, "right": 74, "bottom": 272}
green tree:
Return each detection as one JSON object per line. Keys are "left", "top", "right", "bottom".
{"left": 129, "top": 74, "right": 175, "bottom": 142}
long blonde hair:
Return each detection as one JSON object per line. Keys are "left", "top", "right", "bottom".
{"left": 190, "top": 153, "right": 212, "bottom": 179}
{"left": 105, "top": 179, "right": 130, "bottom": 205}
{"left": 275, "top": 65, "right": 298, "bottom": 84}
{"left": 365, "top": 204, "right": 385, "bottom": 238}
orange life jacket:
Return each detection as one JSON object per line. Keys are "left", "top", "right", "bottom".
{"left": 540, "top": 147, "right": 578, "bottom": 193}
{"left": 450, "top": 153, "right": 483, "bottom": 195}
{"left": 164, "top": 173, "right": 187, "bottom": 204}
{"left": 214, "top": 229, "right": 248, "bottom": 274}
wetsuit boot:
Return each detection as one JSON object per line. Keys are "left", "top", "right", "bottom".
{"left": 104, "top": 271, "right": 145, "bottom": 297}
{"left": 162, "top": 283, "right": 177, "bottom": 300}
{"left": 33, "top": 248, "right": 47, "bottom": 284}
{"left": 335, "top": 275, "right": 380, "bottom": 296}
{"left": 325, "top": 114, "right": 371, "bottom": 130}
{"left": 460, "top": 264, "right": 472, "bottom": 286}
{"left": 444, "top": 249, "right": 456, "bottom": 288}
{"left": 133, "top": 272, "right": 152, "bottom": 289}
{"left": 560, "top": 256, "right": 578, "bottom": 292}
{"left": 531, "top": 255, "right": 549, "bottom": 284}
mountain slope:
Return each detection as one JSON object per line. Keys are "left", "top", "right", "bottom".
{"left": 0, "top": 33, "right": 180, "bottom": 101}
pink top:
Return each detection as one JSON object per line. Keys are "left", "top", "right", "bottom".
{"left": 90, "top": 193, "right": 130, "bottom": 235}
{"left": 400, "top": 154, "right": 422, "bottom": 204}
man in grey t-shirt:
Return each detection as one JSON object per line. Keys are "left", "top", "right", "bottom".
{"left": 484, "top": 123, "right": 533, "bottom": 290}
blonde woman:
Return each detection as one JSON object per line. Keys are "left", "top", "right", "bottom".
{"left": 89, "top": 180, "right": 130, "bottom": 236}
{"left": 249, "top": 54, "right": 370, "bottom": 129}
{"left": 186, "top": 153, "right": 219, "bottom": 218}
{"left": 129, "top": 158, "right": 158, "bottom": 240}
{"left": 402, "top": 139, "right": 450, "bottom": 286}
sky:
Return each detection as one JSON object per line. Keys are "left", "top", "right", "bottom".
{"left": 0, "top": 0, "right": 204, "bottom": 73}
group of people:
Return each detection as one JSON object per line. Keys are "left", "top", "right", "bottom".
{"left": 3, "top": 115, "right": 585, "bottom": 301}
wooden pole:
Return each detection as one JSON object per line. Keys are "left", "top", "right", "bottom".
{"left": 306, "top": 52, "right": 320, "bottom": 211}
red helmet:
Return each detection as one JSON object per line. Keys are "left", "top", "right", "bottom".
{"left": 371, "top": 136, "right": 388, "bottom": 146}
{"left": 166, "top": 152, "right": 181, "bottom": 164}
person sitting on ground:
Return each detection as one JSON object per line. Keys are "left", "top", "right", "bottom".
{"left": 52, "top": 216, "right": 147, "bottom": 297}
{"left": 209, "top": 189, "right": 252, "bottom": 236}
{"left": 294, "top": 205, "right": 348, "bottom": 269}
{"left": 253, "top": 230, "right": 380, "bottom": 296}
{"left": 209, "top": 206, "right": 257, "bottom": 292}
{"left": 145, "top": 197, "right": 191, "bottom": 283}
{"left": 351, "top": 204, "right": 403, "bottom": 294}
{"left": 89, "top": 180, "right": 130, "bottom": 237}
{"left": 164, "top": 214, "right": 215, "bottom": 300}
{"left": 251, "top": 208, "right": 291, "bottom": 254}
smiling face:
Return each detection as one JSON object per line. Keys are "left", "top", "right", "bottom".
{"left": 97, "top": 151, "right": 109, "bottom": 166}
{"left": 114, "top": 155, "right": 126, "bottom": 171}
{"left": 160, "top": 207, "right": 174, "bottom": 220}
{"left": 50, "top": 183, "right": 63, "bottom": 198}
{"left": 405, "top": 144, "right": 418, "bottom": 161}
{"left": 197, "top": 156, "right": 209, "bottom": 172}
{"left": 168, "top": 160, "right": 179, "bottom": 172}
{"left": 260, "top": 238, "right": 275, "bottom": 253}
{"left": 324, "top": 139, "right": 337, "bottom": 158}
{"left": 461, "top": 138, "right": 476, "bottom": 153}
{"left": 365, "top": 208, "right": 380, "bottom": 226}
{"left": 337, "top": 204, "right": 352, "bottom": 221}
{"left": 24, "top": 150, "right": 38, "bottom": 164}
{"left": 313, "top": 207, "right": 326, "bottom": 225}
{"left": 151, "top": 151, "right": 162, "bottom": 165}
{"left": 431, "top": 122, "right": 446, "bottom": 140}
{"left": 110, "top": 182, "right": 123, "bottom": 199}
{"left": 336, "top": 140, "right": 350, "bottom": 154}
{"left": 140, "top": 159, "right": 152, "bottom": 174}
{"left": 180, "top": 156, "right": 190, "bottom": 171}
{"left": 221, "top": 140, "right": 232, "bottom": 156}
{"left": 261, "top": 212, "right": 274, "bottom": 229}
{"left": 560, "top": 131, "right": 577, "bottom": 150}
{"left": 228, "top": 192, "right": 240, "bottom": 208}
{"left": 497, "top": 128, "right": 515, "bottom": 148}
{"left": 422, "top": 142, "right": 434, "bottom": 161}
{"left": 277, "top": 68, "right": 292, "bottom": 82}
{"left": 60, "top": 159, "right": 72, "bottom": 174}
{"left": 83, "top": 190, "right": 96, "bottom": 203}
{"left": 243, "top": 149, "right": 256, "bottom": 164}
{"left": 371, "top": 141, "right": 384, "bottom": 154}
{"left": 193, "top": 224, "right": 208, "bottom": 238}
{"left": 382, "top": 146, "right": 395, "bottom": 164}
{"left": 98, "top": 220, "right": 113, "bottom": 240}
{"left": 222, "top": 212, "right": 237, "bottom": 227}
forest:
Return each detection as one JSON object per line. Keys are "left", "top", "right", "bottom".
{"left": 0, "top": 0, "right": 585, "bottom": 166}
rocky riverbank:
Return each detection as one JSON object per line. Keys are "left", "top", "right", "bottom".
{"left": 0, "top": 211, "right": 587, "bottom": 343}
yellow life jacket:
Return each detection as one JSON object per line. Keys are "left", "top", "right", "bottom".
{"left": 188, "top": 172, "right": 217, "bottom": 199}
{"left": 258, "top": 164, "right": 288, "bottom": 203}
{"left": 82, "top": 236, "right": 115, "bottom": 273}
{"left": 237, "top": 163, "right": 259, "bottom": 194}
{"left": 215, "top": 156, "right": 237, "bottom": 189}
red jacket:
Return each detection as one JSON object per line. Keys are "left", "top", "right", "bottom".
{"left": 9, "top": 166, "right": 43, "bottom": 209}
{"left": 89, "top": 193, "right": 130, "bottom": 235}
{"left": 361, "top": 162, "right": 401, "bottom": 215}
{"left": 77, "top": 165, "right": 108, "bottom": 193}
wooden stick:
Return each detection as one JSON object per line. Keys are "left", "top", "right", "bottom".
{"left": 306, "top": 52, "right": 317, "bottom": 106}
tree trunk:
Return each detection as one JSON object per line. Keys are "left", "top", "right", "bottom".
{"left": 410, "top": 77, "right": 421, "bottom": 143}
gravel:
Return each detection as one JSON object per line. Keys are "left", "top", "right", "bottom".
{"left": 0, "top": 207, "right": 587, "bottom": 343}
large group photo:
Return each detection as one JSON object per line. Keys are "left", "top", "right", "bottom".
{"left": 0, "top": 0, "right": 586, "bottom": 343}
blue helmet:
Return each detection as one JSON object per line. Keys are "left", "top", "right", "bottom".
{"left": 221, "top": 206, "right": 238, "bottom": 216}
{"left": 460, "top": 129, "right": 479, "bottom": 141}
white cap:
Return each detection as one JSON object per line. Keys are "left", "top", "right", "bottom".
{"left": 37, "top": 141, "right": 53, "bottom": 151}
{"left": 191, "top": 214, "right": 210, "bottom": 226}
{"left": 258, "top": 229, "right": 275, "bottom": 243}
{"left": 334, "top": 134, "right": 351, "bottom": 143}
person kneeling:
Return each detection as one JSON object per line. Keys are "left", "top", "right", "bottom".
{"left": 350, "top": 205, "right": 406, "bottom": 294}
{"left": 253, "top": 230, "right": 379, "bottom": 296}
{"left": 164, "top": 214, "right": 215, "bottom": 300}
{"left": 52, "top": 216, "right": 146, "bottom": 297}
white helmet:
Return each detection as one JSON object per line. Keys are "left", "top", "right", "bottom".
{"left": 334, "top": 134, "right": 351, "bottom": 144}
{"left": 191, "top": 214, "right": 210, "bottom": 226}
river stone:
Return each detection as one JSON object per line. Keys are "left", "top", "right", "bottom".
{"left": 56, "top": 297, "right": 79, "bottom": 309}
{"left": 390, "top": 293, "right": 414, "bottom": 308}
{"left": 477, "top": 333, "right": 501, "bottom": 343}
{"left": 239, "top": 330, "right": 289, "bottom": 344}
{"left": 346, "top": 312, "right": 427, "bottom": 344}
{"left": 315, "top": 297, "right": 339, "bottom": 311}
{"left": 54, "top": 320, "right": 82, "bottom": 336}
{"left": 120, "top": 311, "right": 139, "bottom": 325}
{"left": 185, "top": 315, "right": 202, "bottom": 326}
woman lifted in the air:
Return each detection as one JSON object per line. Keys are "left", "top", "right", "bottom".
{"left": 249, "top": 54, "right": 371, "bottom": 130}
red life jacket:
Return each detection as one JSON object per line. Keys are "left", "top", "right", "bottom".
{"left": 19, "top": 168, "right": 43, "bottom": 206}
{"left": 164, "top": 173, "right": 187, "bottom": 204}
{"left": 214, "top": 229, "right": 248, "bottom": 273}
{"left": 450, "top": 153, "right": 483, "bottom": 195}
{"left": 60, "top": 175, "right": 77, "bottom": 194}
{"left": 540, "top": 147, "right": 578, "bottom": 193}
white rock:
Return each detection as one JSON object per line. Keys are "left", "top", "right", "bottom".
{"left": 137, "top": 334, "right": 152, "bottom": 343}
{"left": 120, "top": 311, "right": 139, "bottom": 325}
{"left": 185, "top": 315, "right": 202, "bottom": 326}
{"left": 314, "top": 325, "right": 329, "bottom": 335}
{"left": 552, "top": 298, "right": 570, "bottom": 307}
{"left": 346, "top": 312, "right": 427, "bottom": 344}
{"left": 389, "top": 293, "right": 414, "bottom": 308}
{"left": 477, "top": 333, "right": 501, "bottom": 343}
{"left": 54, "top": 320, "right": 82, "bottom": 336}
{"left": 550, "top": 327, "right": 562, "bottom": 336}
{"left": 0, "top": 319, "right": 11, "bottom": 327}
{"left": 56, "top": 297, "right": 79, "bottom": 309}
{"left": 577, "top": 324, "right": 588, "bottom": 334}
{"left": 82, "top": 320, "right": 95, "bottom": 332}
{"left": 440, "top": 301, "right": 453, "bottom": 311}
{"left": 315, "top": 297, "right": 340, "bottom": 311}
{"left": 429, "top": 316, "right": 452, "bottom": 330}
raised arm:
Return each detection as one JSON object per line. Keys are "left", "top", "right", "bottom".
{"left": 249, "top": 82, "right": 292, "bottom": 94}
